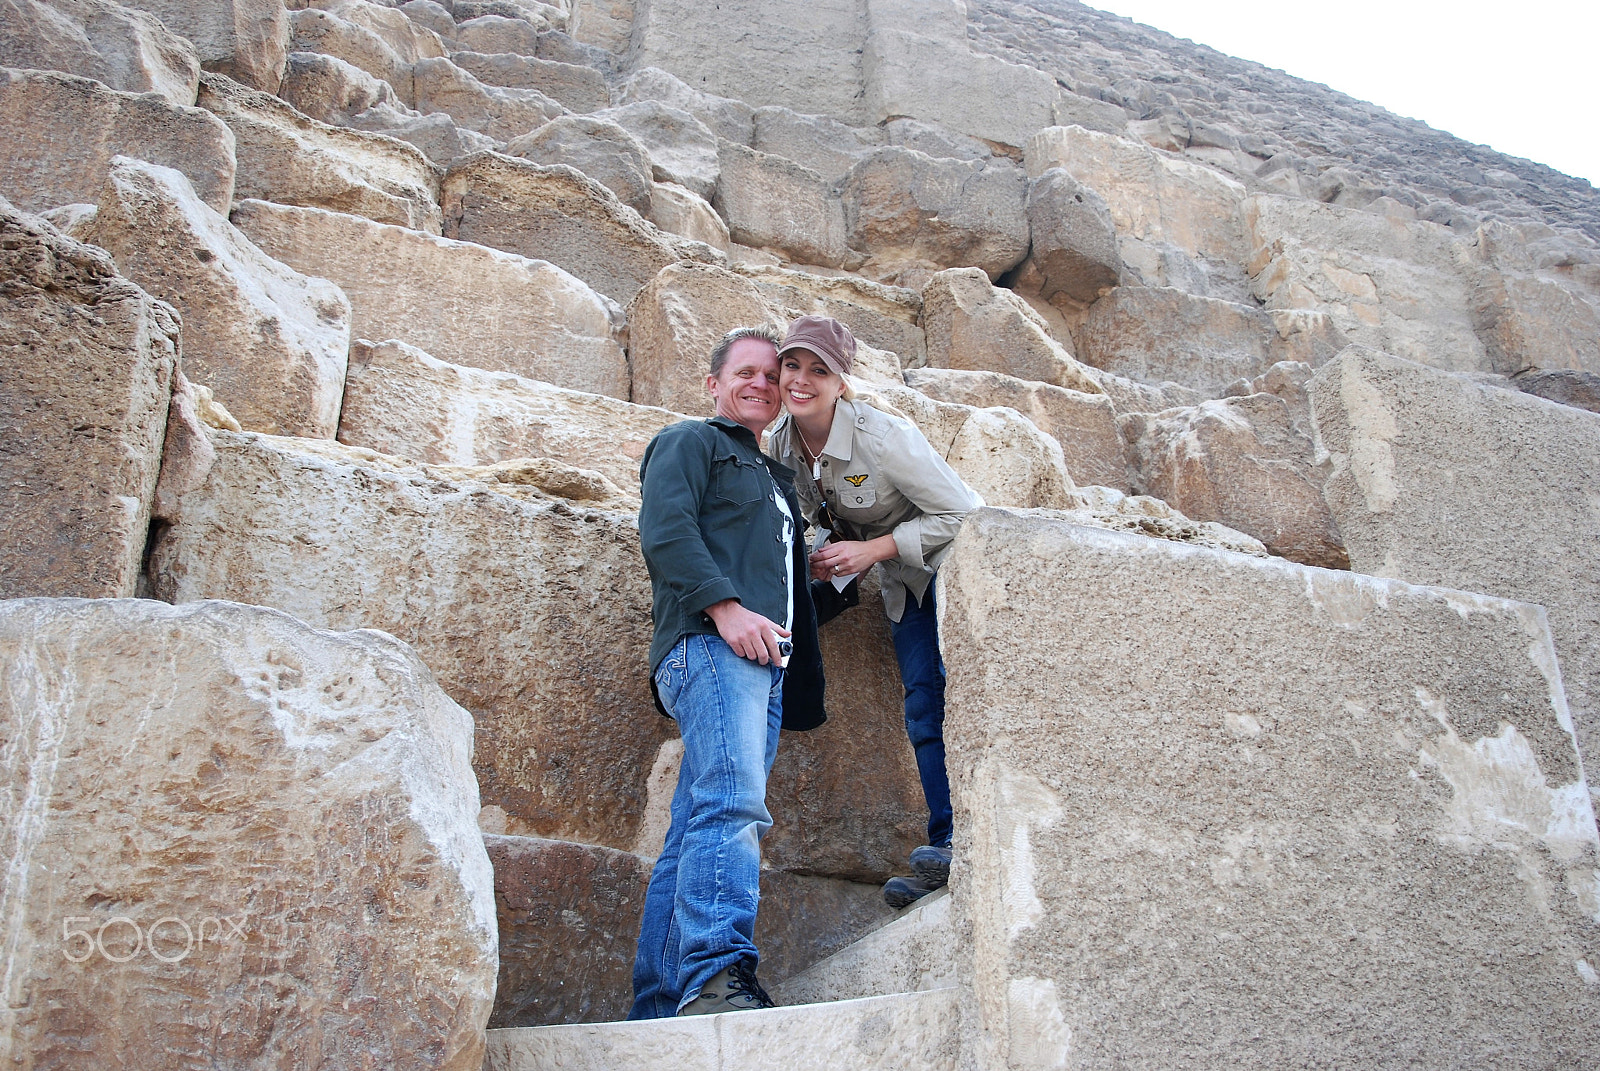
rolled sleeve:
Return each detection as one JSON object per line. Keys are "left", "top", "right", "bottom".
{"left": 882, "top": 421, "right": 983, "bottom": 568}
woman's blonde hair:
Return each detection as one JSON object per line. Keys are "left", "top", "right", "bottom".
{"left": 839, "top": 373, "right": 907, "bottom": 420}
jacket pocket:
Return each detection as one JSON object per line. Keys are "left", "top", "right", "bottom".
{"left": 711, "top": 454, "right": 765, "bottom": 505}
{"left": 835, "top": 470, "right": 877, "bottom": 509}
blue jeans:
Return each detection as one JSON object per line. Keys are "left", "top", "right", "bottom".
{"left": 629, "top": 634, "right": 784, "bottom": 1019}
{"left": 891, "top": 581, "right": 952, "bottom": 849}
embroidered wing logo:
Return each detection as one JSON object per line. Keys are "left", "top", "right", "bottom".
{"left": 843, "top": 474, "right": 869, "bottom": 487}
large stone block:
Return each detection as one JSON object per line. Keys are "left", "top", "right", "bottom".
{"left": 738, "top": 263, "right": 924, "bottom": 368}
{"left": 234, "top": 199, "right": 627, "bottom": 396}
{"left": 648, "top": 181, "right": 728, "bottom": 252}
{"left": 1311, "top": 346, "right": 1600, "bottom": 809}
{"left": 451, "top": 49, "right": 608, "bottom": 113}
{"left": 613, "top": 66, "right": 754, "bottom": 147}
{"left": 567, "top": 0, "right": 633, "bottom": 54}
{"left": 0, "top": 0, "right": 201, "bottom": 105}
{"left": 289, "top": 3, "right": 415, "bottom": 101}
{"left": 1025, "top": 166, "right": 1121, "bottom": 304}
{"left": 754, "top": 871, "right": 894, "bottom": 985}
{"left": 441, "top": 150, "right": 684, "bottom": 303}
{"left": 337, "top": 338, "right": 677, "bottom": 494}
{"left": 751, "top": 106, "right": 879, "bottom": 185}
{"left": 0, "top": 199, "right": 177, "bottom": 599}
{"left": 412, "top": 55, "right": 564, "bottom": 141}
{"left": 277, "top": 48, "right": 406, "bottom": 124}
{"left": 198, "top": 71, "right": 443, "bottom": 232}
{"left": 122, "top": 0, "right": 290, "bottom": 92}
{"left": 715, "top": 140, "right": 852, "bottom": 269}
{"left": 88, "top": 157, "right": 351, "bottom": 438}
{"left": 840, "top": 148, "right": 1030, "bottom": 284}
{"left": 318, "top": 0, "right": 449, "bottom": 63}
{"left": 903, "top": 367, "right": 1132, "bottom": 492}
{"left": 920, "top": 268, "right": 1101, "bottom": 394}
{"left": 941, "top": 510, "right": 1600, "bottom": 1069}
{"left": 453, "top": 14, "right": 541, "bottom": 56}
{"left": 0, "top": 597, "right": 497, "bottom": 1069}
{"left": 0, "top": 67, "right": 236, "bottom": 214}
{"left": 506, "top": 114, "right": 654, "bottom": 215}
{"left": 596, "top": 100, "right": 719, "bottom": 201}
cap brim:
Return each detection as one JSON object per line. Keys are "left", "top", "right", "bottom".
{"left": 777, "top": 341, "right": 849, "bottom": 378}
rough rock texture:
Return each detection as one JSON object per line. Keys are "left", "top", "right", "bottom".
{"left": 715, "top": 140, "right": 851, "bottom": 269}
{"left": 739, "top": 264, "right": 923, "bottom": 367}
{"left": 198, "top": 71, "right": 444, "bottom": 232}
{"left": 1024, "top": 166, "right": 1121, "bottom": 304}
{"left": 1122, "top": 394, "right": 1349, "bottom": 569}
{"left": 121, "top": 0, "right": 290, "bottom": 92}
{"left": 0, "top": 67, "right": 236, "bottom": 214}
{"left": 319, "top": 0, "right": 449, "bottom": 64}
{"left": 1467, "top": 221, "right": 1600, "bottom": 375}
{"left": 597, "top": 100, "right": 719, "bottom": 201}
{"left": 506, "top": 114, "right": 654, "bottom": 215}
{"left": 337, "top": 337, "right": 679, "bottom": 496}
{"left": 648, "top": 181, "right": 728, "bottom": 251}
{"left": 453, "top": 13, "right": 541, "bottom": 55}
{"left": 277, "top": 48, "right": 405, "bottom": 124}
{"left": 0, "top": 597, "right": 498, "bottom": 1070}
{"left": 441, "top": 151, "right": 683, "bottom": 304}
{"left": 412, "top": 55, "right": 564, "bottom": 141}
{"left": 1512, "top": 368, "right": 1600, "bottom": 413}
{"left": 614, "top": 66, "right": 755, "bottom": 147}
{"left": 451, "top": 49, "right": 608, "bottom": 114}
{"left": 0, "top": 199, "right": 177, "bottom": 599}
{"left": 754, "top": 872, "right": 894, "bottom": 985}
{"left": 920, "top": 268, "right": 1101, "bottom": 393}
{"left": 941, "top": 509, "right": 1600, "bottom": 1070}
{"left": 232, "top": 199, "right": 627, "bottom": 397}
{"left": 1311, "top": 346, "right": 1600, "bottom": 807}
{"left": 288, "top": 3, "right": 413, "bottom": 98}
{"left": 0, "top": 0, "right": 201, "bottom": 105}
{"left": 751, "top": 106, "right": 878, "bottom": 185}
{"left": 904, "top": 367, "right": 1132, "bottom": 492}
{"left": 88, "top": 158, "right": 351, "bottom": 438}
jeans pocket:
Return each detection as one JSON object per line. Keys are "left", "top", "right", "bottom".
{"left": 654, "top": 636, "right": 689, "bottom": 704}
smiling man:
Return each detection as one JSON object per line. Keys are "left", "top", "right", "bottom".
{"left": 628, "top": 326, "right": 826, "bottom": 1019}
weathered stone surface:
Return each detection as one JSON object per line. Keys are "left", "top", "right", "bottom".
{"left": 774, "top": 888, "right": 954, "bottom": 1006}
{"left": 942, "top": 510, "right": 1600, "bottom": 1069}
{"left": 442, "top": 150, "right": 683, "bottom": 303}
{"left": 752, "top": 106, "right": 878, "bottom": 184}
{"left": 920, "top": 268, "right": 1101, "bottom": 394}
{"left": 754, "top": 871, "right": 894, "bottom": 985}
{"left": 234, "top": 199, "right": 626, "bottom": 396}
{"left": 452, "top": 0, "right": 556, "bottom": 27}
{"left": 401, "top": 0, "right": 457, "bottom": 41}
{"left": 454, "top": 13, "right": 541, "bottom": 55}
{"left": 904, "top": 367, "right": 1133, "bottom": 492}
{"left": 356, "top": 109, "right": 501, "bottom": 165}
{"left": 883, "top": 116, "right": 990, "bottom": 162}
{"left": 715, "top": 140, "right": 851, "bottom": 269}
{"left": 613, "top": 65, "right": 754, "bottom": 146}
{"left": 0, "top": 67, "right": 235, "bottom": 214}
{"left": 412, "top": 55, "right": 563, "bottom": 141}
{"left": 1122, "top": 394, "right": 1348, "bottom": 569}
{"left": 1027, "top": 487, "right": 1269, "bottom": 559}
{"left": 840, "top": 148, "right": 1030, "bottom": 284}
{"left": 0, "top": 596, "right": 497, "bottom": 1070}
{"left": 1511, "top": 368, "right": 1600, "bottom": 413}
{"left": 1080, "top": 285, "right": 1346, "bottom": 397}
{"left": 1311, "top": 346, "right": 1600, "bottom": 808}
{"left": 277, "top": 48, "right": 405, "bottom": 124}
{"left": 0, "top": 199, "right": 177, "bottom": 599}
{"left": 626, "top": 261, "right": 782, "bottom": 415}
{"left": 451, "top": 49, "right": 609, "bottom": 113}
{"left": 506, "top": 114, "right": 653, "bottom": 215}
{"left": 316, "top": 0, "right": 449, "bottom": 63}
{"left": 566, "top": 0, "right": 632, "bottom": 54}
{"left": 289, "top": 3, "right": 414, "bottom": 99}
{"left": 199, "top": 71, "right": 443, "bottom": 232}
{"left": 1025, "top": 166, "right": 1121, "bottom": 304}
{"left": 148, "top": 429, "right": 672, "bottom": 850}
{"left": 648, "top": 181, "right": 727, "bottom": 251}
{"left": 0, "top": 0, "right": 201, "bottom": 105}
{"left": 1464, "top": 220, "right": 1600, "bottom": 375}
{"left": 337, "top": 338, "right": 677, "bottom": 492}
{"left": 486, "top": 834, "right": 648, "bottom": 1028}
{"left": 596, "top": 100, "right": 719, "bottom": 201}
{"left": 122, "top": 0, "right": 290, "bottom": 92}
{"left": 739, "top": 264, "right": 924, "bottom": 366}
{"left": 88, "top": 158, "right": 351, "bottom": 438}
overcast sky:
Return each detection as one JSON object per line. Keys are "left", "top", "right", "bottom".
{"left": 1087, "top": 1, "right": 1599, "bottom": 187}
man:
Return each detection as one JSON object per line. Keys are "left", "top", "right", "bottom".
{"left": 628, "top": 326, "right": 826, "bottom": 1019}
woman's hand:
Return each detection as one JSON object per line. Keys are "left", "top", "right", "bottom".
{"left": 810, "top": 535, "right": 899, "bottom": 580}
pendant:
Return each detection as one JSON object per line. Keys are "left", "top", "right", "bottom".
{"left": 812, "top": 459, "right": 821, "bottom": 481}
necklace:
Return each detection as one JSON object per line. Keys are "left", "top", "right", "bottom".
{"left": 795, "top": 420, "right": 829, "bottom": 481}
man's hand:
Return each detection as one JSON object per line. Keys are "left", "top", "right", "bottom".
{"left": 705, "top": 600, "right": 790, "bottom": 665}
{"left": 809, "top": 534, "right": 899, "bottom": 581}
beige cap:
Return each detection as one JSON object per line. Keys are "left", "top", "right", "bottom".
{"left": 777, "top": 314, "right": 856, "bottom": 377}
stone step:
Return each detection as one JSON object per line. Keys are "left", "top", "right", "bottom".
{"left": 772, "top": 888, "right": 955, "bottom": 1006}
{"left": 483, "top": 988, "right": 962, "bottom": 1071}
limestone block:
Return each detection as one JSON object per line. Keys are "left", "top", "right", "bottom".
{"left": 754, "top": 872, "right": 894, "bottom": 985}
{"left": 453, "top": 13, "right": 540, "bottom": 55}
{"left": 0, "top": 0, "right": 201, "bottom": 105}
{"left": 506, "top": 113, "right": 653, "bottom": 215}
{"left": 1079, "top": 285, "right": 1346, "bottom": 397}
{"left": 336, "top": 338, "right": 677, "bottom": 492}
{"left": 88, "top": 157, "right": 351, "bottom": 438}
{"left": 234, "top": 200, "right": 626, "bottom": 395}
{"left": 567, "top": 0, "right": 632, "bottom": 54}
{"left": 147, "top": 429, "right": 672, "bottom": 849}
{"left": 595, "top": 99, "right": 718, "bottom": 200}
{"left": 1025, "top": 166, "right": 1121, "bottom": 304}
{"left": 1310, "top": 346, "right": 1600, "bottom": 808}
{"left": 1052, "top": 90, "right": 1128, "bottom": 135}
{"left": 840, "top": 148, "right": 1030, "bottom": 283}
{"left": 121, "top": 0, "right": 290, "bottom": 92}
{"left": 715, "top": 140, "right": 851, "bottom": 269}
{"left": 486, "top": 834, "right": 648, "bottom": 1027}
{"left": 863, "top": 27, "right": 1060, "bottom": 149}
{"left": 752, "top": 106, "right": 879, "bottom": 184}
{"left": 198, "top": 72, "right": 443, "bottom": 232}
{"left": 356, "top": 109, "right": 501, "bottom": 165}
{"left": 613, "top": 66, "right": 754, "bottom": 147}
{"left": 920, "top": 268, "right": 1101, "bottom": 394}
{"left": 453, "top": 0, "right": 556, "bottom": 27}
{"left": 903, "top": 367, "right": 1133, "bottom": 492}
{"left": 401, "top": 0, "right": 457, "bottom": 41}
{"left": 0, "top": 67, "right": 235, "bottom": 214}
{"left": 1511, "top": 368, "right": 1600, "bottom": 413}
{"left": 648, "top": 181, "right": 728, "bottom": 252}
{"left": 289, "top": 4, "right": 414, "bottom": 100}
{"left": 941, "top": 510, "right": 1600, "bottom": 1069}
{"left": 738, "top": 264, "right": 924, "bottom": 367}
{"left": 412, "top": 55, "right": 564, "bottom": 141}
{"left": 313, "top": 0, "right": 448, "bottom": 62}
{"left": 626, "top": 261, "right": 783, "bottom": 415}
{"left": 1246, "top": 193, "right": 1488, "bottom": 374}
{"left": 442, "top": 150, "right": 683, "bottom": 303}
{"left": 0, "top": 199, "right": 177, "bottom": 599}
{"left": 451, "top": 49, "right": 608, "bottom": 113}
{"left": 774, "top": 888, "right": 954, "bottom": 1006}
{"left": 534, "top": 30, "right": 614, "bottom": 73}
{"left": 1471, "top": 268, "right": 1600, "bottom": 375}
{"left": 1121, "top": 394, "right": 1348, "bottom": 569}
{"left": 0, "top": 597, "right": 497, "bottom": 1070}
{"left": 277, "top": 49, "right": 405, "bottom": 124}
{"left": 883, "top": 116, "right": 990, "bottom": 162}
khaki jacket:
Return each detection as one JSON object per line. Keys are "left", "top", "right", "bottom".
{"left": 769, "top": 397, "right": 982, "bottom": 622}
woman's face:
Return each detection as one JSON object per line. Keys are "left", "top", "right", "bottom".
{"left": 780, "top": 348, "right": 844, "bottom": 422}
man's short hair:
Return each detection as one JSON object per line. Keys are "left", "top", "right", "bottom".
{"left": 708, "top": 325, "right": 782, "bottom": 377}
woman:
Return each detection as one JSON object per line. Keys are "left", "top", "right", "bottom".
{"left": 769, "top": 314, "right": 983, "bottom": 909}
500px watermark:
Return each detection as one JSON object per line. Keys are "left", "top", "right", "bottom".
{"left": 62, "top": 914, "right": 248, "bottom": 964}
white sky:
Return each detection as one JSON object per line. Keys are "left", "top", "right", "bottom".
{"left": 1086, "top": 1, "right": 1600, "bottom": 187}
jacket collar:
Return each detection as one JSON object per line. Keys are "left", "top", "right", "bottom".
{"left": 771, "top": 399, "right": 858, "bottom": 464}
{"left": 708, "top": 415, "right": 797, "bottom": 484}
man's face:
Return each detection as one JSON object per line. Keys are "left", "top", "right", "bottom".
{"left": 707, "top": 338, "right": 781, "bottom": 433}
